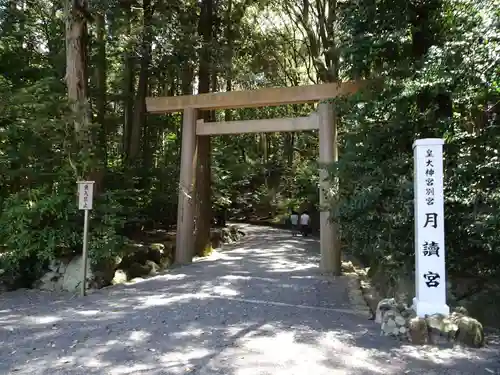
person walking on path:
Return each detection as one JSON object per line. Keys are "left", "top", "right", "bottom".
{"left": 300, "top": 210, "right": 311, "bottom": 237}
{"left": 290, "top": 210, "right": 299, "bottom": 236}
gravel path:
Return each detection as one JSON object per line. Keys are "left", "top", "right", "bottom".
{"left": 0, "top": 225, "right": 499, "bottom": 375}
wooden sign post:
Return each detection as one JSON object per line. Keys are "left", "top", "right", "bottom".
{"left": 77, "top": 181, "right": 95, "bottom": 297}
{"left": 412, "top": 139, "right": 449, "bottom": 317}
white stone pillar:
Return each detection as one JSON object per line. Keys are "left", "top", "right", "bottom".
{"left": 413, "top": 138, "right": 449, "bottom": 317}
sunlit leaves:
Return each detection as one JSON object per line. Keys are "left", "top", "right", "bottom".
{"left": 328, "top": 0, "right": 500, "bottom": 283}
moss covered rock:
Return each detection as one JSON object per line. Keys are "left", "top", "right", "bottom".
{"left": 147, "top": 243, "right": 164, "bottom": 264}
{"left": 375, "top": 298, "right": 397, "bottom": 323}
{"left": 341, "top": 261, "right": 356, "bottom": 274}
{"left": 408, "top": 316, "right": 429, "bottom": 345}
{"left": 112, "top": 269, "right": 128, "bottom": 285}
{"left": 450, "top": 312, "right": 485, "bottom": 348}
{"left": 126, "top": 262, "right": 152, "bottom": 279}
{"left": 425, "top": 313, "right": 458, "bottom": 345}
{"left": 376, "top": 298, "right": 486, "bottom": 348}
{"left": 145, "top": 260, "right": 160, "bottom": 276}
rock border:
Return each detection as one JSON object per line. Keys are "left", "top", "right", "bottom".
{"left": 340, "top": 259, "right": 487, "bottom": 348}
{"left": 375, "top": 298, "right": 485, "bottom": 348}
{"left": 29, "top": 225, "right": 247, "bottom": 294}
{"left": 341, "top": 261, "right": 373, "bottom": 319}
{"left": 102, "top": 225, "right": 247, "bottom": 288}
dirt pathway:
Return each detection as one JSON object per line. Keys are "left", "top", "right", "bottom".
{"left": 0, "top": 225, "right": 498, "bottom": 374}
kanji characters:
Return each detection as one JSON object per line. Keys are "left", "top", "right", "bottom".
{"left": 423, "top": 271, "right": 440, "bottom": 287}
{"left": 423, "top": 241, "right": 440, "bottom": 257}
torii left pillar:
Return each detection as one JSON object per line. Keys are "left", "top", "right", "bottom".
{"left": 175, "top": 107, "right": 197, "bottom": 264}
{"left": 318, "top": 102, "right": 341, "bottom": 275}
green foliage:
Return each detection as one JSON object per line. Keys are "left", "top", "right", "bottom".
{"left": 211, "top": 106, "right": 320, "bottom": 220}
{"left": 0, "top": 76, "right": 129, "bottom": 286}
{"left": 330, "top": 0, "right": 500, "bottom": 283}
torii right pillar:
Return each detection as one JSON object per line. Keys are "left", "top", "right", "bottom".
{"left": 318, "top": 102, "right": 341, "bottom": 275}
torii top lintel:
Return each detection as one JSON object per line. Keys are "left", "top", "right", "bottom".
{"left": 145, "top": 80, "right": 365, "bottom": 113}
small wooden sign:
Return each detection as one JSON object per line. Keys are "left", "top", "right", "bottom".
{"left": 77, "top": 181, "right": 95, "bottom": 210}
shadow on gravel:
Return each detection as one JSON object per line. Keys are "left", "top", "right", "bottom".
{"left": 0, "top": 225, "right": 499, "bottom": 375}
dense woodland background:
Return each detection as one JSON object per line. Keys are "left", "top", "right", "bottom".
{"left": 0, "top": 0, "right": 499, "bottom": 323}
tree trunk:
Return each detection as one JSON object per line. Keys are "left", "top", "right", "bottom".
{"left": 95, "top": 12, "right": 107, "bottom": 165}
{"left": 65, "top": 0, "right": 90, "bottom": 134}
{"left": 65, "top": 0, "right": 95, "bottom": 191}
{"left": 128, "top": 0, "right": 153, "bottom": 164}
{"left": 194, "top": 0, "right": 214, "bottom": 257}
{"left": 285, "top": 133, "right": 295, "bottom": 168}
{"left": 224, "top": 0, "right": 233, "bottom": 121}
{"left": 122, "top": 3, "right": 135, "bottom": 162}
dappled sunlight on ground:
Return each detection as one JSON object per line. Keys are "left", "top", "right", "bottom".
{"left": 208, "top": 326, "right": 390, "bottom": 375}
{"left": 0, "top": 225, "right": 499, "bottom": 374}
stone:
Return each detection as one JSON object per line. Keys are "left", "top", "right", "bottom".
{"left": 147, "top": 244, "right": 164, "bottom": 264}
{"left": 341, "top": 261, "right": 356, "bottom": 273}
{"left": 381, "top": 306, "right": 408, "bottom": 339}
{"left": 48, "top": 260, "right": 62, "bottom": 273}
{"left": 222, "top": 228, "right": 233, "bottom": 243}
{"left": 424, "top": 313, "right": 459, "bottom": 346}
{"left": 408, "top": 316, "right": 429, "bottom": 345}
{"left": 379, "top": 303, "right": 486, "bottom": 348}
{"left": 36, "top": 271, "right": 63, "bottom": 291}
{"left": 380, "top": 322, "right": 387, "bottom": 335}
{"left": 121, "top": 243, "right": 149, "bottom": 266}
{"left": 377, "top": 298, "right": 424, "bottom": 341}
{"left": 162, "top": 242, "right": 175, "bottom": 260}
{"left": 146, "top": 260, "right": 160, "bottom": 276}
{"left": 385, "top": 309, "right": 397, "bottom": 318}
{"left": 453, "top": 306, "right": 469, "bottom": 316}
{"left": 400, "top": 306, "right": 417, "bottom": 319}
{"left": 426, "top": 313, "right": 458, "bottom": 334}
{"left": 62, "top": 255, "right": 93, "bottom": 292}
{"left": 92, "top": 255, "right": 123, "bottom": 287}
{"left": 111, "top": 269, "right": 128, "bottom": 285}
{"left": 210, "top": 226, "right": 245, "bottom": 248}
{"left": 375, "top": 298, "right": 397, "bottom": 323}
{"left": 395, "top": 315, "right": 406, "bottom": 326}
{"left": 126, "top": 262, "right": 152, "bottom": 279}
{"left": 229, "top": 225, "right": 239, "bottom": 237}
{"left": 160, "top": 257, "right": 172, "bottom": 269}
{"left": 451, "top": 313, "right": 485, "bottom": 348}
{"left": 149, "top": 243, "right": 164, "bottom": 251}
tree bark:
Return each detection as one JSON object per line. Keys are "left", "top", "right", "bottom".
{"left": 224, "top": 0, "right": 233, "bottom": 121}
{"left": 122, "top": 3, "right": 135, "bottom": 162}
{"left": 128, "top": 0, "right": 153, "bottom": 163}
{"left": 194, "top": 0, "right": 214, "bottom": 257}
{"left": 65, "top": 0, "right": 95, "bottom": 190}
{"left": 95, "top": 12, "right": 107, "bottom": 165}
{"left": 65, "top": 0, "right": 90, "bottom": 134}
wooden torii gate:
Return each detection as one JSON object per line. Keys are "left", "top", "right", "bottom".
{"left": 146, "top": 81, "right": 363, "bottom": 275}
